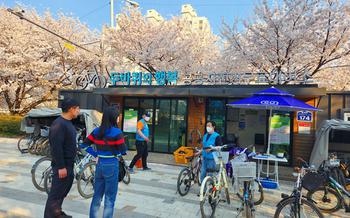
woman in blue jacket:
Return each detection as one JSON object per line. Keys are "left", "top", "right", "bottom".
{"left": 200, "top": 121, "right": 222, "bottom": 183}
{"left": 80, "top": 106, "right": 127, "bottom": 218}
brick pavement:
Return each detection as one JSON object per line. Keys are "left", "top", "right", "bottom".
{"left": 0, "top": 137, "right": 348, "bottom": 218}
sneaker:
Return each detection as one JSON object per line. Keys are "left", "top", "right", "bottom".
{"left": 128, "top": 167, "right": 134, "bottom": 174}
{"left": 143, "top": 167, "right": 152, "bottom": 171}
{"left": 58, "top": 211, "right": 72, "bottom": 218}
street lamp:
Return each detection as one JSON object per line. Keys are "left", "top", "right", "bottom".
{"left": 126, "top": 0, "right": 139, "bottom": 8}
{"left": 110, "top": 0, "right": 139, "bottom": 28}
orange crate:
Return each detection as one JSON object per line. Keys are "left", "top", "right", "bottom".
{"left": 173, "top": 146, "right": 194, "bottom": 164}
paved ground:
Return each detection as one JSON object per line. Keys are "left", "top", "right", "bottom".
{"left": 0, "top": 137, "right": 348, "bottom": 218}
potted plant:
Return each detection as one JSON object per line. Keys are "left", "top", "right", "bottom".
{"left": 275, "top": 148, "right": 286, "bottom": 158}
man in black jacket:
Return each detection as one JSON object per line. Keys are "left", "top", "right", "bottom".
{"left": 44, "top": 98, "right": 80, "bottom": 218}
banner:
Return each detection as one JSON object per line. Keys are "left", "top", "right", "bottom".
{"left": 123, "top": 109, "right": 138, "bottom": 133}
{"left": 270, "top": 114, "right": 291, "bottom": 154}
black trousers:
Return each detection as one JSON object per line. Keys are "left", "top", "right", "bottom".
{"left": 129, "top": 140, "right": 148, "bottom": 169}
{"left": 44, "top": 165, "right": 74, "bottom": 218}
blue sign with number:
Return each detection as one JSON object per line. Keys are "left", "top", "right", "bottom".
{"left": 297, "top": 111, "right": 312, "bottom": 122}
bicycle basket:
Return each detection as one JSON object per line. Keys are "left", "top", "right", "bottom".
{"left": 301, "top": 171, "right": 327, "bottom": 191}
{"left": 231, "top": 153, "right": 248, "bottom": 163}
{"left": 232, "top": 162, "right": 256, "bottom": 192}
{"left": 213, "top": 151, "right": 230, "bottom": 165}
{"left": 40, "top": 128, "right": 49, "bottom": 137}
{"left": 25, "top": 126, "right": 35, "bottom": 134}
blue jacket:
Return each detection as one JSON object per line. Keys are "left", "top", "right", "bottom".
{"left": 136, "top": 119, "right": 149, "bottom": 141}
{"left": 202, "top": 132, "right": 220, "bottom": 159}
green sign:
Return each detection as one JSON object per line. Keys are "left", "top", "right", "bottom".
{"left": 123, "top": 109, "right": 138, "bottom": 133}
{"left": 270, "top": 114, "right": 290, "bottom": 154}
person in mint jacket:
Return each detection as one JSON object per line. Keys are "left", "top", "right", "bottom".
{"left": 200, "top": 121, "right": 223, "bottom": 183}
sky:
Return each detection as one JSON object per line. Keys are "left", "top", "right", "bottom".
{"left": 2, "top": 0, "right": 260, "bottom": 34}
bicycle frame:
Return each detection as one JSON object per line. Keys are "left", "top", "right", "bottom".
{"left": 200, "top": 149, "right": 229, "bottom": 202}
{"left": 328, "top": 176, "right": 350, "bottom": 198}
{"left": 75, "top": 153, "right": 94, "bottom": 174}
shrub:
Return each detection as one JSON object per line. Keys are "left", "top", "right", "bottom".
{"left": 0, "top": 114, "right": 24, "bottom": 137}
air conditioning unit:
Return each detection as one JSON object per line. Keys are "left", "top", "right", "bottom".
{"left": 340, "top": 108, "right": 350, "bottom": 121}
{"left": 344, "top": 112, "right": 350, "bottom": 122}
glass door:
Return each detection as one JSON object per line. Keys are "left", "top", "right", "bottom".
{"left": 169, "top": 99, "right": 187, "bottom": 152}
{"left": 153, "top": 99, "right": 171, "bottom": 152}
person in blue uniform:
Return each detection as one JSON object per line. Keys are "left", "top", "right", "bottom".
{"left": 200, "top": 121, "right": 222, "bottom": 183}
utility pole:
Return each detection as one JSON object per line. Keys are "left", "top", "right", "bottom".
{"left": 110, "top": 0, "right": 115, "bottom": 28}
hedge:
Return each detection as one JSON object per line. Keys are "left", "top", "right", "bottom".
{"left": 0, "top": 114, "right": 24, "bottom": 137}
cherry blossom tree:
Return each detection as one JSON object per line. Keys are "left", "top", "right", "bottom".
{"left": 103, "top": 7, "right": 220, "bottom": 82}
{"left": 221, "top": 0, "right": 350, "bottom": 85}
{"left": 0, "top": 7, "right": 100, "bottom": 115}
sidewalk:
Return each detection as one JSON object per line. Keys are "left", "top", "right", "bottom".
{"left": 0, "top": 137, "right": 347, "bottom": 218}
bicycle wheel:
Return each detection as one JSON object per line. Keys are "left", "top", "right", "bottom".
{"left": 237, "top": 179, "right": 264, "bottom": 206}
{"left": 31, "top": 156, "right": 52, "bottom": 191}
{"left": 274, "top": 197, "right": 324, "bottom": 218}
{"left": 17, "top": 135, "right": 31, "bottom": 153}
{"left": 93, "top": 75, "right": 107, "bottom": 88}
{"left": 37, "top": 138, "right": 49, "bottom": 156}
{"left": 225, "top": 187, "right": 231, "bottom": 204}
{"left": 34, "top": 138, "right": 46, "bottom": 155}
{"left": 200, "top": 177, "right": 217, "bottom": 218}
{"left": 28, "top": 139, "right": 37, "bottom": 155}
{"left": 253, "top": 179, "right": 264, "bottom": 205}
{"left": 75, "top": 76, "right": 89, "bottom": 89}
{"left": 77, "top": 161, "right": 96, "bottom": 199}
{"left": 44, "top": 168, "right": 53, "bottom": 195}
{"left": 306, "top": 186, "right": 342, "bottom": 213}
{"left": 177, "top": 168, "right": 192, "bottom": 196}
{"left": 123, "top": 166, "right": 131, "bottom": 185}
{"left": 245, "top": 201, "right": 254, "bottom": 218}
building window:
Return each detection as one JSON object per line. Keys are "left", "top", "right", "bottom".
{"left": 206, "top": 99, "right": 226, "bottom": 136}
{"left": 199, "top": 20, "right": 203, "bottom": 30}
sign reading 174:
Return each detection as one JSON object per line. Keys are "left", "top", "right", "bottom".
{"left": 297, "top": 111, "right": 313, "bottom": 122}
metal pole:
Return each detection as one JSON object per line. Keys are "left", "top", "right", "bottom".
{"left": 110, "top": 0, "right": 114, "bottom": 28}
{"left": 267, "top": 108, "right": 272, "bottom": 155}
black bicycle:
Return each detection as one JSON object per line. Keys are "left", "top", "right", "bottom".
{"left": 274, "top": 157, "right": 323, "bottom": 218}
{"left": 177, "top": 147, "right": 201, "bottom": 196}
{"left": 306, "top": 158, "right": 350, "bottom": 213}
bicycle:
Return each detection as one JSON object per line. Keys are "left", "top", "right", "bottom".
{"left": 199, "top": 144, "right": 232, "bottom": 218}
{"left": 177, "top": 147, "right": 201, "bottom": 196}
{"left": 31, "top": 156, "right": 52, "bottom": 192}
{"left": 306, "top": 158, "right": 350, "bottom": 213}
{"left": 118, "top": 154, "right": 131, "bottom": 185}
{"left": 230, "top": 146, "right": 263, "bottom": 218}
{"left": 274, "top": 157, "right": 324, "bottom": 218}
{"left": 28, "top": 126, "right": 50, "bottom": 156}
{"left": 75, "top": 66, "right": 107, "bottom": 90}
{"left": 229, "top": 145, "right": 264, "bottom": 207}
{"left": 44, "top": 151, "right": 96, "bottom": 198}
